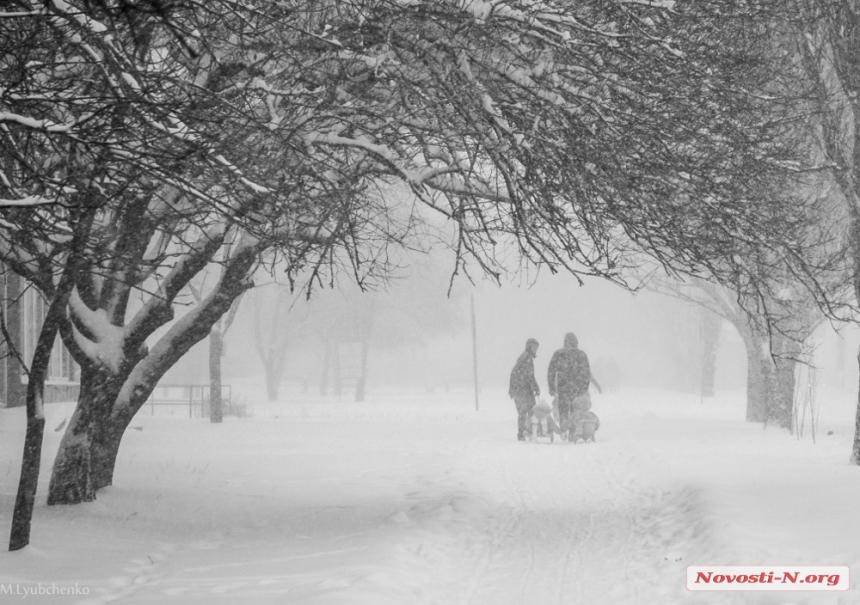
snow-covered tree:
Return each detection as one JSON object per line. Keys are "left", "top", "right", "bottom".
{"left": 1, "top": 0, "right": 422, "bottom": 515}
{"left": 780, "top": 0, "right": 860, "bottom": 462}
{"left": 652, "top": 277, "right": 831, "bottom": 428}
{"left": 2, "top": 0, "right": 848, "bottom": 544}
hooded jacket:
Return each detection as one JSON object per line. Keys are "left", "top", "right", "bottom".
{"left": 508, "top": 339, "right": 540, "bottom": 399}
{"left": 547, "top": 332, "right": 591, "bottom": 398}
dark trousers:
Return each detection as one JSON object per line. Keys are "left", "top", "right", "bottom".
{"left": 557, "top": 392, "right": 590, "bottom": 433}
{"left": 557, "top": 395, "right": 572, "bottom": 432}
{"left": 513, "top": 394, "right": 536, "bottom": 437}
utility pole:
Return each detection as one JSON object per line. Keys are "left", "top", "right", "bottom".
{"left": 471, "top": 293, "right": 479, "bottom": 411}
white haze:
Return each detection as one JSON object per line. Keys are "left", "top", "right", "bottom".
{"left": 164, "top": 268, "right": 800, "bottom": 400}
{"left": 3, "top": 266, "right": 860, "bottom": 605}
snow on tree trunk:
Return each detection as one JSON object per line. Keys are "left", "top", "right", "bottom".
{"left": 49, "top": 249, "right": 257, "bottom": 503}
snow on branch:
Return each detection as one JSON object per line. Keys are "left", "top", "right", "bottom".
{"left": 69, "top": 288, "right": 126, "bottom": 372}
{"left": 0, "top": 11, "right": 43, "bottom": 17}
{"left": 124, "top": 224, "right": 230, "bottom": 348}
{"left": 212, "top": 155, "right": 273, "bottom": 195}
{"left": 0, "top": 195, "right": 58, "bottom": 207}
{"left": 0, "top": 111, "right": 94, "bottom": 133}
{"left": 422, "top": 173, "right": 512, "bottom": 204}
{"left": 50, "top": 0, "right": 108, "bottom": 34}
{"left": 305, "top": 132, "right": 399, "bottom": 164}
{"left": 619, "top": 0, "right": 676, "bottom": 9}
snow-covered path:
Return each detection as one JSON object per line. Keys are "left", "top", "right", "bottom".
{"left": 448, "top": 440, "right": 690, "bottom": 605}
{"left": 3, "top": 387, "right": 860, "bottom": 604}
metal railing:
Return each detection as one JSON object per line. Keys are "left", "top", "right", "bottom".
{"left": 146, "top": 383, "right": 232, "bottom": 418}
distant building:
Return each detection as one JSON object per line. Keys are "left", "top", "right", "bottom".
{"left": 0, "top": 269, "right": 79, "bottom": 407}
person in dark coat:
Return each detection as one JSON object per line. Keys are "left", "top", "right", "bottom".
{"left": 547, "top": 332, "right": 601, "bottom": 437}
{"left": 509, "top": 338, "right": 541, "bottom": 441}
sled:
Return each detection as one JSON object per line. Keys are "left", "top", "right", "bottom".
{"left": 530, "top": 399, "right": 562, "bottom": 443}
{"left": 530, "top": 398, "right": 601, "bottom": 444}
{"left": 570, "top": 409, "right": 600, "bottom": 444}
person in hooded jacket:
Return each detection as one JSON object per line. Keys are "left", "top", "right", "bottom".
{"left": 508, "top": 338, "right": 541, "bottom": 441}
{"left": 547, "top": 332, "right": 601, "bottom": 438}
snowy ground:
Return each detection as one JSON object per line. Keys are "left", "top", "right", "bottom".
{"left": 2, "top": 385, "right": 860, "bottom": 605}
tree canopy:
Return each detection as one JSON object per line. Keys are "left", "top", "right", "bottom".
{"left": 1, "top": 0, "right": 854, "bottom": 522}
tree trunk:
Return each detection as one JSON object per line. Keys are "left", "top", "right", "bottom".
{"left": 90, "top": 410, "right": 138, "bottom": 490}
{"left": 850, "top": 207, "right": 860, "bottom": 462}
{"left": 354, "top": 338, "right": 370, "bottom": 402}
{"left": 746, "top": 352, "right": 768, "bottom": 423}
{"left": 47, "top": 368, "right": 121, "bottom": 504}
{"left": 265, "top": 355, "right": 284, "bottom": 401}
{"left": 769, "top": 335, "right": 801, "bottom": 430}
{"left": 52, "top": 372, "right": 167, "bottom": 501}
{"left": 852, "top": 346, "right": 860, "bottom": 465}
{"left": 320, "top": 342, "right": 331, "bottom": 396}
{"left": 772, "top": 356, "right": 796, "bottom": 430}
{"left": 48, "top": 244, "right": 257, "bottom": 499}
{"left": 46, "top": 430, "right": 95, "bottom": 505}
{"left": 49, "top": 365, "right": 176, "bottom": 501}
{"left": 264, "top": 341, "right": 289, "bottom": 402}
{"left": 10, "top": 255, "right": 79, "bottom": 548}
{"left": 741, "top": 326, "right": 770, "bottom": 423}
{"left": 252, "top": 288, "right": 288, "bottom": 403}
{"left": 699, "top": 312, "right": 721, "bottom": 397}
{"left": 8, "top": 416, "right": 44, "bottom": 550}
{"left": 836, "top": 334, "right": 846, "bottom": 389}
{"left": 333, "top": 343, "right": 342, "bottom": 397}
{"left": 4, "top": 271, "right": 25, "bottom": 408}
{"left": 209, "top": 328, "right": 223, "bottom": 423}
